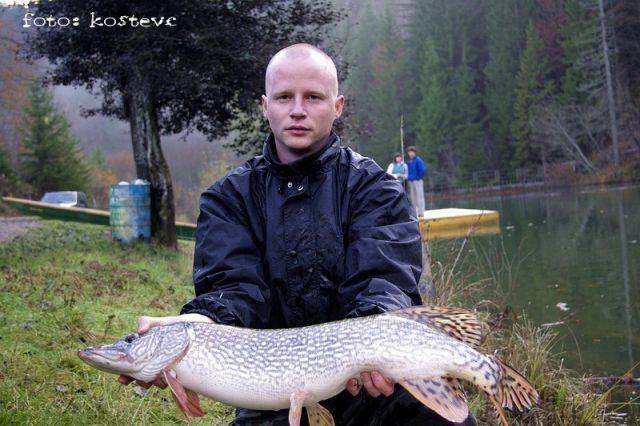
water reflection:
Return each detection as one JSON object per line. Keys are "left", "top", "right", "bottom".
{"left": 431, "top": 186, "right": 640, "bottom": 376}
{"left": 617, "top": 190, "right": 633, "bottom": 371}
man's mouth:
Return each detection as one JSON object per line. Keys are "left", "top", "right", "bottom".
{"left": 286, "top": 126, "right": 311, "bottom": 135}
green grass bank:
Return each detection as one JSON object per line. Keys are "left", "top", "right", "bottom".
{"left": 0, "top": 221, "right": 234, "bottom": 425}
{"left": 0, "top": 220, "right": 624, "bottom": 425}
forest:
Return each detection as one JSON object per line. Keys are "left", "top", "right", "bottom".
{"left": 340, "top": 0, "right": 640, "bottom": 190}
{"left": 1, "top": 0, "right": 639, "bottom": 225}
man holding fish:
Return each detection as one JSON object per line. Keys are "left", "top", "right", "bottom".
{"left": 116, "top": 43, "right": 480, "bottom": 425}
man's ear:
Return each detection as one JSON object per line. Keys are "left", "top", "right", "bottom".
{"left": 334, "top": 95, "right": 345, "bottom": 118}
{"left": 261, "top": 95, "right": 268, "bottom": 118}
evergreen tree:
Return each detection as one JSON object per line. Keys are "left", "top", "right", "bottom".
{"left": 346, "top": 6, "right": 381, "bottom": 156}
{"left": 533, "top": 0, "right": 567, "bottom": 84}
{"left": 0, "top": 146, "right": 19, "bottom": 196}
{"left": 452, "top": 57, "right": 485, "bottom": 181}
{"left": 345, "top": 6, "right": 408, "bottom": 166}
{"left": 483, "top": 0, "right": 535, "bottom": 169}
{"left": 365, "top": 8, "right": 405, "bottom": 165}
{"left": 402, "top": 0, "right": 450, "bottom": 150}
{"left": 0, "top": 143, "right": 17, "bottom": 192}
{"left": 551, "top": 0, "right": 613, "bottom": 166}
{"left": 412, "top": 0, "right": 486, "bottom": 185}
{"left": 511, "top": 22, "right": 554, "bottom": 168}
{"left": 559, "top": 0, "right": 600, "bottom": 106}
{"left": 19, "top": 81, "right": 89, "bottom": 196}
{"left": 416, "top": 39, "right": 451, "bottom": 172}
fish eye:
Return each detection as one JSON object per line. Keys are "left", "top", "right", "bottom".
{"left": 123, "top": 333, "right": 138, "bottom": 343}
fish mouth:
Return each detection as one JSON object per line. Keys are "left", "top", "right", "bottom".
{"left": 78, "top": 347, "right": 128, "bottom": 363}
{"left": 78, "top": 347, "right": 135, "bottom": 376}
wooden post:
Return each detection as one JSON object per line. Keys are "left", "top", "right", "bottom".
{"left": 418, "top": 239, "right": 434, "bottom": 304}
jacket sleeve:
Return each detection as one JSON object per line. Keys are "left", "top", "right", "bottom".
{"left": 336, "top": 166, "right": 423, "bottom": 319}
{"left": 418, "top": 157, "right": 426, "bottom": 178}
{"left": 180, "top": 184, "right": 271, "bottom": 328}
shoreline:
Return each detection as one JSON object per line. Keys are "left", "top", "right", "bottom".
{"left": 425, "top": 179, "right": 640, "bottom": 204}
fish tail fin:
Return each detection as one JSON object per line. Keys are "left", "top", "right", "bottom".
{"left": 488, "top": 395, "right": 509, "bottom": 426}
{"left": 491, "top": 355, "right": 539, "bottom": 412}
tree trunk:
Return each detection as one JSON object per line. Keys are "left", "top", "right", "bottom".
{"left": 598, "top": 0, "right": 620, "bottom": 167}
{"left": 124, "top": 66, "right": 177, "bottom": 248}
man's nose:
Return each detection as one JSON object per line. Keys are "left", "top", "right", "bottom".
{"left": 289, "top": 97, "right": 307, "bottom": 118}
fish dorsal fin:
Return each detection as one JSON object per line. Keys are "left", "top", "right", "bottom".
{"left": 389, "top": 306, "right": 482, "bottom": 348}
{"left": 306, "top": 402, "right": 335, "bottom": 426}
{"left": 162, "top": 368, "right": 205, "bottom": 417}
{"left": 400, "top": 377, "right": 468, "bottom": 423}
{"left": 490, "top": 355, "right": 539, "bottom": 412}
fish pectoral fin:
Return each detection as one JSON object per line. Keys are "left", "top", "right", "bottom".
{"left": 288, "top": 390, "right": 335, "bottom": 426}
{"left": 400, "top": 377, "right": 468, "bottom": 423}
{"left": 289, "top": 389, "right": 307, "bottom": 426}
{"left": 390, "top": 306, "right": 482, "bottom": 348}
{"left": 306, "top": 401, "right": 335, "bottom": 426}
{"left": 162, "top": 368, "right": 205, "bottom": 418}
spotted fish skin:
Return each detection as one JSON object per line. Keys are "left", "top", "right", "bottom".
{"left": 172, "top": 315, "right": 489, "bottom": 408}
{"left": 78, "top": 307, "right": 538, "bottom": 424}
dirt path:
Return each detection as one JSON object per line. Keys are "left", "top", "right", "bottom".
{"left": 0, "top": 217, "right": 42, "bottom": 242}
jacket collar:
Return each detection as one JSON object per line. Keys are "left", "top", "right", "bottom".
{"left": 262, "top": 132, "right": 340, "bottom": 176}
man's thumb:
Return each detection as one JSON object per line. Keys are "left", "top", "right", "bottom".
{"left": 137, "top": 316, "right": 157, "bottom": 334}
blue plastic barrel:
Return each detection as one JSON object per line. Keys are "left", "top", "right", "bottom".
{"left": 109, "top": 180, "right": 151, "bottom": 243}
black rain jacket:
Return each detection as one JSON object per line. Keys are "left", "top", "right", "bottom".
{"left": 181, "top": 133, "right": 423, "bottom": 328}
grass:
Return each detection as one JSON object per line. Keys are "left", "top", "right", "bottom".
{"left": 0, "top": 220, "right": 628, "bottom": 425}
{"left": 426, "top": 237, "right": 629, "bottom": 425}
{"left": 0, "top": 221, "right": 234, "bottom": 425}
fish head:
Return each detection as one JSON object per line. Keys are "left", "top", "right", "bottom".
{"left": 78, "top": 323, "right": 192, "bottom": 382}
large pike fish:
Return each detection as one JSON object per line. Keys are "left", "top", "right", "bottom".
{"left": 78, "top": 306, "right": 538, "bottom": 425}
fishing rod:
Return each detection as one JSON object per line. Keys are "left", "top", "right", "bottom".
{"left": 400, "top": 114, "right": 405, "bottom": 162}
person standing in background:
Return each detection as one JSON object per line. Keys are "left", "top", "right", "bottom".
{"left": 406, "top": 146, "right": 426, "bottom": 217}
{"left": 386, "top": 152, "right": 407, "bottom": 181}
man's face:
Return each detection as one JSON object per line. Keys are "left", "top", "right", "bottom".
{"left": 262, "top": 55, "right": 344, "bottom": 164}
{"left": 408, "top": 151, "right": 416, "bottom": 159}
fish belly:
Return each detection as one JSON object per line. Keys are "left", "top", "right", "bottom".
{"left": 174, "top": 360, "right": 356, "bottom": 410}
{"left": 174, "top": 316, "right": 482, "bottom": 410}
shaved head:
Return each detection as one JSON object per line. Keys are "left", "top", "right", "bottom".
{"left": 261, "top": 43, "right": 345, "bottom": 163}
{"left": 265, "top": 43, "right": 339, "bottom": 96}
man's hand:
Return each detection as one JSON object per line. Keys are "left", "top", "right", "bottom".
{"left": 117, "top": 313, "right": 213, "bottom": 388}
{"left": 346, "top": 371, "right": 394, "bottom": 398}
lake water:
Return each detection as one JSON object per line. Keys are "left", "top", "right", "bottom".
{"left": 429, "top": 186, "right": 640, "bottom": 376}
